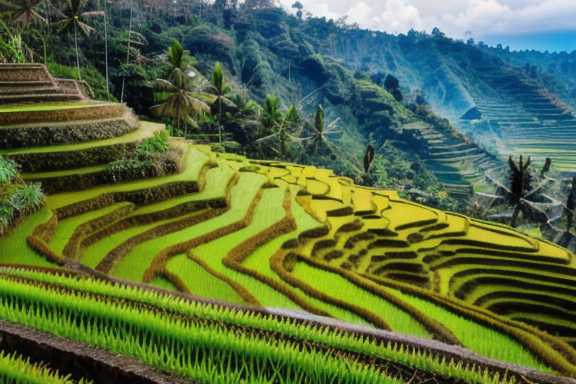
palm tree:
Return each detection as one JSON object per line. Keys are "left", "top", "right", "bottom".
{"left": 306, "top": 104, "right": 340, "bottom": 155}
{"left": 209, "top": 62, "right": 236, "bottom": 145}
{"left": 257, "top": 96, "right": 302, "bottom": 160}
{"left": 55, "top": 0, "right": 104, "bottom": 80}
{"left": 150, "top": 41, "right": 216, "bottom": 136}
{"left": 260, "top": 94, "right": 283, "bottom": 134}
{"left": 0, "top": 0, "right": 47, "bottom": 26}
{"left": 0, "top": 0, "right": 52, "bottom": 62}
{"left": 481, "top": 156, "right": 551, "bottom": 228}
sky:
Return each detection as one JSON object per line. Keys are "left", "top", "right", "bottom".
{"left": 276, "top": 0, "right": 576, "bottom": 52}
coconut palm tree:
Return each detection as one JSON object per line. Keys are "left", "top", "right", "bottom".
{"left": 306, "top": 104, "right": 340, "bottom": 155}
{"left": 260, "top": 94, "right": 283, "bottom": 134}
{"left": 480, "top": 156, "right": 552, "bottom": 228}
{"left": 54, "top": 0, "right": 104, "bottom": 80}
{"left": 150, "top": 41, "right": 216, "bottom": 136}
{"left": 0, "top": 0, "right": 47, "bottom": 26}
{"left": 257, "top": 96, "right": 302, "bottom": 160}
{"left": 209, "top": 61, "right": 236, "bottom": 145}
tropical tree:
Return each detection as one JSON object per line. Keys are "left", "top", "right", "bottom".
{"left": 0, "top": 0, "right": 47, "bottom": 26}
{"left": 150, "top": 41, "right": 216, "bottom": 136}
{"left": 306, "top": 104, "right": 340, "bottom": 155}
{"left": 0, "top": 0, "right": 45, "bottom": 62}
{"left": 257, "top": 95, "right": 302, "bottom": 160}
{"left": 480, "top": 156, "right": 551, "bottom": 228}
{"left": 54, "top": 0, "right": 104, "bottom": 80}
{"left": 260, "top": 94, "right": 283, "bottom": 134}
{"left": 223, "top": 93, "right": 261, "bottom": 147}
{"left": 0, "top": 20, "right": 26, "bottom": 63}
{"left": 209, "top": 61, "right": 236, "bottom": 145}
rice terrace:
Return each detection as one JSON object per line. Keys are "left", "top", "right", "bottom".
{"left": 1, "top": 63, "right": 576, "bottom": 384}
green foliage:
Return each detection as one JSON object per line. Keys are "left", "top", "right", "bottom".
{"left": 8, "top": 182, "right": 45, "bottom": 213}
{"left": 134, "top": 130, "right": 171, "bottom": 160}
{"left": 0, "top": 20, "right": 26, "bottom": 63}
{"left": 0, "top": 350, "right": 89, "bottom": 384}
{"left": 45, "top": 62, "right": 112, "bottom": 101}
{"left": 0, "top": 156, "right": 45, "bottom": 235}
{"left": 105, "top": 130, "right": 178, "bottom": 182}
{"left": 0, "top": 157, "right": 19, "bottom": 185}
{"left": 0, "top": 267, "right": 538, "bottom": 384}
{"left": 168, "top": 40, "right": 184, "bottom": 70}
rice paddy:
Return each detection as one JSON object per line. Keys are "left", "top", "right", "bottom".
{"left": 1, "top": 64, "right": 576, "bottom": 384}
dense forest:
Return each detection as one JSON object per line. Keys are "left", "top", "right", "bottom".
{"left": 1, "top": 0, "right": 575, "bottom": 249}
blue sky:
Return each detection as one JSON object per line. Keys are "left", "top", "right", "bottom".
{"left": 277, "top": 0, "right": 576, "bottom": 52}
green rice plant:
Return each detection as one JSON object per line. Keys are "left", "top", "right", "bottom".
{"left": 395, "top": 291, "right": 552, "bottom": 372}
{"left": 0, "top": 267, "right": 536, "bottom": 384}
{"left": 46, "top": 143, "right": 209, "bottom": 213}
{"left": 192, "top": 186, "right": 303, "bottom": 308}
{"left": 290, "top": 260, "right": 431, "bottom": 338}
{"left": 166, "top": 254, "right": 248, "bottom": 304}
{"left": 0, "top": 350, "right": 90, "bottom": 384}
{"left": 0, "top": 274, "right": 402, "bottom": 384}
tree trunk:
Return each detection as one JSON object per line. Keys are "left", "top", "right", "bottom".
{"left": 74, "top": 23, "right": 81, "bottom": 81}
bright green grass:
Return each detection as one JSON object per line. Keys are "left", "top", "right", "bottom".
{"left": 46, "top": 143, "right": 209, "bottom": 210}
{"left": 243, "top": 237, "right": 374, "bottom": 326}
{"left": 459, "top": 284, "right": 574, "bottom": 308}
{"left": 149, "top": 275, "right": 179, "bottom": 292}
{"left": 239, "top": 188, "right": 373, "bottom": 326}
{"left": 110, "top": 165, "right": 240, "bottom": 281}
{"left": 131, "top": 164, "right": 233, "bottom": 216}
{"left": 166, "top": 254, "right": 247, "bottom": 305}
{"left": 393, "top": 290, "right": 554, "bottom": 372}
{"left": 192, "top": 185, "right": 304, "bottom": 309}
{"left": 291, "top": 262, "right": 431, "bottom": 338}
{"left": 0, "top": 207, "right": 56, "bottom": 268}
{"left": 449, "top": 271, "right": 575, "bottom": 300}
{"left": 0, "top": 100, "right": 101, "bottom": 112}
{"left": 49, "top": 202, "right": 134, "bottom": 254}
{"left": 1, "top": 121, "right": 163, "bottom": 155}
{"left": 24, "top": 164, "right": 108, "bottom": 179}
{"left": 81, "top": 220, "right": 162, "bottom": 269}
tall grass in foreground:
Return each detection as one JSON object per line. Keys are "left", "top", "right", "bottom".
{"left": 0, "top": 350, "right": 91, "bottom": 384}
{"left": 0, "top": 268, "right": 524, "bottom": 384}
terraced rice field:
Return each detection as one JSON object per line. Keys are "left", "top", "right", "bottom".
{"left": 1, "top": 65, "right": 576, "bottom": 384}
{"left": 458, "top": 66, "right": 576, "bottom": 173}
{"left": 401, "top": 121, "right": 500, "bottom": 195}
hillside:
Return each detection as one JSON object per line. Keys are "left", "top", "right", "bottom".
{"left": 1, "top": 64, "right": 576, "bottom": 383}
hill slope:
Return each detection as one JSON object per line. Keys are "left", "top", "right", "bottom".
{"left": 1, "top": 64, "right": 576, "bottom": 383}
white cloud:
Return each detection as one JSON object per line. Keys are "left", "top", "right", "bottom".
{"left": 378, "top": 1, "right": 424, "bottom": 33}
{"left": 276, "top": 0, "right": 575, "bottom": 49}
{"left": 346, "top": 2, "right": 372, "bottom": 26}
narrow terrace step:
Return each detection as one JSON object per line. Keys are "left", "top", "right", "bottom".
{"left": 2, "top": 122, "right": 164, "bottom": 172}
{"left": 0, "top": 93, "right": 84, "bottom": 105}
{"left": 0, "top": 64, "right": 52, "bottom": 82}
{"left": 0, "top": 80, "right": 56, "bottom": 92}
{"left": 44, "top": 143, "right": 208, "bottom": 211}
{"left": 0, "top": 101, "right": 131, "bottom": 127}
{"left": 0, "top": 112, "right": 140, "bottom": 150}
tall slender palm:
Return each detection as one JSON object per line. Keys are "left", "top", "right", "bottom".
{"left": 257, "top": 96, "right": 302, "bottom": 160}
{"left": 260, "top": 94, "right": 283, "bottom": 134}
{"left": 209, "top": 62, "right": 236, "bottom": 145}
{"left": 306, "top": 104, "right": 340, "bottom": 155}
{"left": 55, "top": 0, "right": 103, "bottom": 80}
{"left": 151, "top": 41, "right": 216, "bottom": 136}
